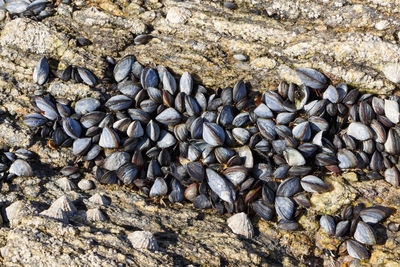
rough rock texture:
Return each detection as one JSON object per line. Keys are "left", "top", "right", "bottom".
{"left": 0, "top": 0, "right": 399, "bottom": 266}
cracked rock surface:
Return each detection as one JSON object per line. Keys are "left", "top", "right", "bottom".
{"left": 0, "top": 0, "right": 399, "bottom": 266}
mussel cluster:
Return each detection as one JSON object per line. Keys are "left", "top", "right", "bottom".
{"left": 0, "top": 147, "right": 34, "bottom": 179}
{"left": 320, "top": 204, "right": 394, "bottom": 260}
{"left": 24, "top": 55, "right": 398, "bottom": 261}
{"left": 0, "top": 0, "right": 54, "bottom": 20}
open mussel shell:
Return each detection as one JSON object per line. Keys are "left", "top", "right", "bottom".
{"left": 291, "top": 84, "right": 309, "bottom": 109}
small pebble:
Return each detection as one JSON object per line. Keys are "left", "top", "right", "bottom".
{"left": 34, "top": 90, "right": 46, "bottom": 96}
{"left": 5, "top": 201, "right": 23, "bottom": 222}
{"left": 224, "top": 1, "right": 237, "bottom": 10}
{"left": 375, "top": 20, "right": 389, "bottom": 31}
{"left": 388, "top": 222, "right": 399, "bottom": 232}
{"left": 166, "top": 7, "right": 191, "bottom": 24}
{"left": 78, "top": 179, "right": 95, "bottom": 191}
{"left": 134, "top": 34, "right": 151, "bottom": 45}
{"left": 76, "top": 37, "right": 92, "bottom": 47}
{"left": 0, "top": 9, "right": 6, "bottom": 22}
{"left": 233, "top": 54, "right": 248, "bottom": 62}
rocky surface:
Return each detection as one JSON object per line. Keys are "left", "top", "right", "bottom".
{"left": 0, "top": 0, "right": 399, "bottom": 266}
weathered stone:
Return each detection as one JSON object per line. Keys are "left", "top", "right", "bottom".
{"left": 0, "top": 18, "right": 68, "bottom": 56}
{"left": 166, "top": 7, "right": 191, "bottom": 24}
{"left": 0, "top": 0, "right": 399, "bottom": 266}
{"left": 382, "top": 63, "right": 400, "bottom": 84}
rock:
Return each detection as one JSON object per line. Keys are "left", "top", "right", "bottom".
{"left": 382, "top": 63, "right": 400, "bottom": 83}
{"left": 227, "top": 212, "right": 254, "bottom": 239}
{"left": 5, "top": 201, "right": 24, "bottom": 223}
{"left": 0, "top": 18, "right": 68, "bottom": 56}
{"left": 310, "top": 178, "right": 357, "bottom": 214}
{"left": 48, "top": 82, "right": 100, "bottom": 100}
{"left": 166, "top": 7, "right": 191, "bottom": 24}
{"left": 49, "top": 196, "right": 77, "bottom": 216}
{"left": 73, "top": 7, "right": 146, "bottom": 34}
{"left": 128, "top": 231, "right": 158, "bottom": 251}
{"left": 375, "top": 20, "right": 389, "bottom": 31}
{"left": 233, "top": 54, "right": 248, "bottom": 61}
{"left": 250, "top": 57, "right": 277, "bottom": 69}
{"left": 40, "top": 208, "right": 69, "bottom": 224}
{"left": 86, "top": 208, "right": 106, "bottom": 222}
{"left": 0, "top": 9, "right": 5, "bottom": 21}
{"left": 88, "top": 193, "right": 110, "bottom": 206}
{"left": 0, "top": 0, "right": 399, "bottom": 265}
